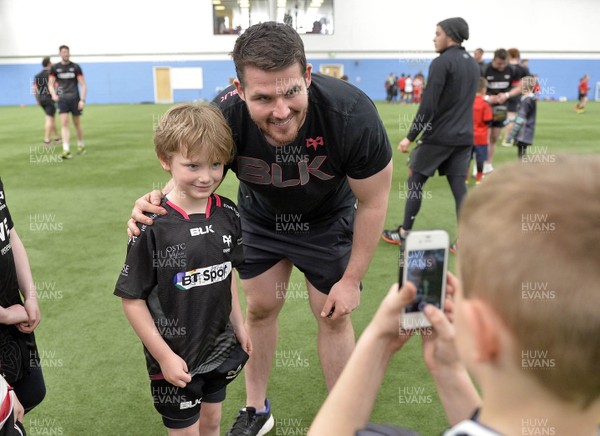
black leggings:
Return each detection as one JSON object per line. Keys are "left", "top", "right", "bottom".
{"left": 402, "top": 172, "right": 467, "bottom": 230}
{"left": 12, "top": 366, "right": 46, "bottom": 413}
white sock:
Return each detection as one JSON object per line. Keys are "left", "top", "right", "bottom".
{"left": 77, "top": 141, "right": 85, "bottom": 147}
{"left": 63, "top": 143, "right": 70, "bottom": 153}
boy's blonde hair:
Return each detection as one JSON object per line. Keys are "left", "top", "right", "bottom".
{"left": 521, "top": 76, "right": 536, "bottom": 94}
{"left": 154, "top": 103, "right": 234, "bottom": 165}
{"left": 458, "top": 155, "right": 600, "bottom": 408}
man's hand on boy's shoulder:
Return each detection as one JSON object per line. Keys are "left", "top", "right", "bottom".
{"left": 128, "top": 190, "right": 167, "bottom": 237}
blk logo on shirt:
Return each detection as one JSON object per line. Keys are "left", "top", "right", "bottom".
{"left": 190, "top": 225, "right": 214, "bottom": 236}
{"left": 237, "top": 155, "right": 334, "bottom": 187}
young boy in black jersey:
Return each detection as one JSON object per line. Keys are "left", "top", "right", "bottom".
{"left": 115, "top": 103, "right": 252, "bottom": 436}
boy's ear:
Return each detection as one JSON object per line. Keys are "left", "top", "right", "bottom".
{"left": 159, "top": 158, "right": 171, "bottom": 172}
{"left": 463, "top": 299, "right": 503, "bottom": 363}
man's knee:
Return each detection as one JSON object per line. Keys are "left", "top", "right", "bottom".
{"left": 316, "top": 313, "right": 353, "bottom": 333}
{"left": 245, "top": 294, "right": 283, "bottom": 323}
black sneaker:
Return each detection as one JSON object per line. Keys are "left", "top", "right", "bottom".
{"left": 382, "top": 227, "right": 407, "bottom": 245}
{"left": 226, "top": 399, "right": 274, "bottom": 436}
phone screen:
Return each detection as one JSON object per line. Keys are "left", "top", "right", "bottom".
{"left": 404, "top": 248, "right": 445, "bottom": 313}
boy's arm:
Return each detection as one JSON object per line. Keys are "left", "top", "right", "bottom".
{"left": 309, "top": 283, "right": 416, "bottom": 435}
{"left": 10, "top": 228, "right": 40, "bottom": 333}
{"left": 121, "top": 298, "right": 191, "bottom": 388}
{"left": 229, "top": 270, "right": 252, "bottom": 355}
{"left": 0, "top": 305, "right": 28, "bottom": 325}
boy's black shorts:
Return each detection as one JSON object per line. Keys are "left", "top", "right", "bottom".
{"left": 39, "top": 98, "right": 56, "bottom": 116}
{"left": 236, "top": 212, "right": 355, "bottom": 294}
{"left": 150, "top": 344, "right": 249, "bottom": 429}
{"left": 57, "top": 96, "right": 82, "bottom": 116}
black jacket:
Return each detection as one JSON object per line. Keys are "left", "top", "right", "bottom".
{"left": 407, "top": 45, "right": 480, "bottom": 146}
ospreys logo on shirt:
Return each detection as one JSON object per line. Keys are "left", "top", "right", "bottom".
{"left": 174, "top": 261, "right": 232, "bottom": 290}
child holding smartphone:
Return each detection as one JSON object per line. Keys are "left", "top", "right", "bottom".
{"left": 311, "top": 155, "right": 600, "bottom": 435}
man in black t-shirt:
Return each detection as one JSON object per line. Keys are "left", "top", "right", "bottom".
{"left": 382, "top": 18, "right": 479, "bottom": 250}
{"left": 482, "top": 48, "right": 521, "bottom": 173}
{"left": 48, "top": 45, "right": 87, "bottom": 160}
{"left": 130, "top": 21, "right": 392, "bottom": 436}
{"left": 32, "top": 57, "right": 60, "bottom": 145}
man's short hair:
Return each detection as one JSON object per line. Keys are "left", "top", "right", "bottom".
{"left": 507, "top": 48, "right": 520, "bottom": 59}
{"left": 154, "top": 103, "right": 234, "bottom": 165}
{"left": 458, "top": 155, "right": 600, "bottom": 409}
{"left": 493, "top": 48, "right": 508, "bottom": 60}
{"left": 59, "top": 45, "right": 69, "bottom": 52}
{"left": 231, "top": 21, "right": 307, "bottom": 86}
{"left": 475, "top": 48, "right": 484, "bottom": 55}
{"left": 42, "top": 56, "right": 51, "bottom": 67}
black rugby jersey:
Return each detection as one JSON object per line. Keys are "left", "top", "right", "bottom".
{"left": 0, "top": 179, "right": 18, "bottom": 312}
{"left": 115, "top": 194, "right": 244, "bottom": 377}
{"left": 214, "top": 73, "right": 392, "bottom": 227}
{"left": 49, "top": 61, "right": 83, "bottom": 98}
{"left": 484, "top": 63, "right": 518, "bottom": 95}
{"left": 33, "top": 69, "right": 52, "bottom": 100}
{"left": 0, "top": 179, "right": 39, "bottom": 385}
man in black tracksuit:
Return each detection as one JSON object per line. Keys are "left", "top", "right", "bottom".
{"left": 382, "top": 17, "right": 480, "bottom": 248}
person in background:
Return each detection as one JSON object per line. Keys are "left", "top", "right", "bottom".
{"left": 32, "top": 56, "right": 60, "bottom": 146}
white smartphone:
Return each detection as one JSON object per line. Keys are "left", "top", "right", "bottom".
{"left": 400, "top": 230, "right": 449, "bottom": 330}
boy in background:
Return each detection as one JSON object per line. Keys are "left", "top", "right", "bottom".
{"left": 310, "top": 155, "right": 600, "bottom": 435}
{"left": 470, "top": 77, "right": 493, "bottom": 184}
{"left": 0, "top": 178, "right": 46, "bottom": 415}
{"left": 502, "top": 76, "right": 537, "bottom": 159}
{"left": 575, "top": 74, "right": 589, "bottom": 113}
{"left": 32, "top": 56, "right": 60, "bottom": 146}
{"left": 115, "top": 103, "right": 251, "bottom": 436}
